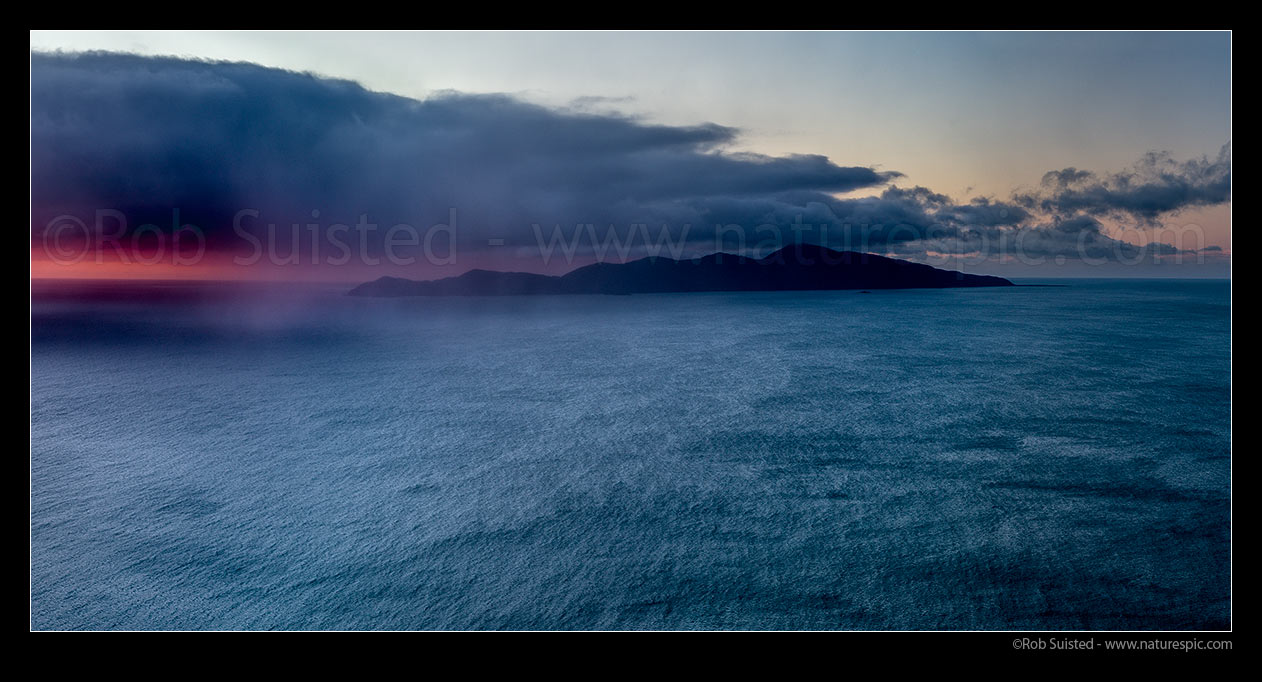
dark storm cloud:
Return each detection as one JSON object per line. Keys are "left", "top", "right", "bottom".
{"left": 1015, "top": 146, "right": 1232, "bottom": 222}
{"left": 30, "top": 52, "right": 1229, "bottom": 265}
{"left": 30, "top": 52, "right": 898, "bottom": 255}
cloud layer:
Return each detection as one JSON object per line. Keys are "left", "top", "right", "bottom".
{"left": 1016, "top": 147, "right": 1232, "bottom": 223}
{"left": 31, "top": 52, "right": 1230, "bottom": 267}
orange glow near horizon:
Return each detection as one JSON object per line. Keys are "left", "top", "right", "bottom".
{"left": 29, "top": 248, "right": 590, "bottom": 283}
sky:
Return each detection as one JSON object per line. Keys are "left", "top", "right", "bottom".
{"left": 29, "top": 31, "right": 1231, "bottom": 280}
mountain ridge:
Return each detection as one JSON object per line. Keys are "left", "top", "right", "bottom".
{"left": 349, "top": 245, "right": 1013, "bottom": 297}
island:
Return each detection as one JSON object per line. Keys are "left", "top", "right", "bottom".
{"left": 349, "top": 244, "right": 1013, "bottom": 297}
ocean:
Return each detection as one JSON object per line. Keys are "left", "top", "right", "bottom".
{"left": 30, "top": 279, "right": 1231, "bottom": 630}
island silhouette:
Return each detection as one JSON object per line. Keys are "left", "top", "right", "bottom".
{"left": 350, "top": 244, "right": 1013, "bottom": 297}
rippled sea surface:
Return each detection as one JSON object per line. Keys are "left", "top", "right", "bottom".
{"left": 30, "top": 279, "right": 1231, "bottom": 630}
